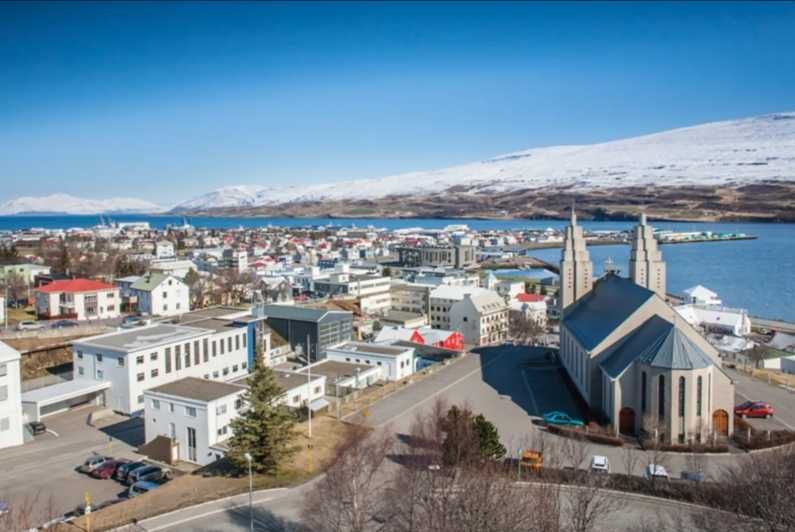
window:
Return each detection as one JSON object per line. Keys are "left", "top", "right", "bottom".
{"left": 194, "top": 341, "right": 200, "bottom": 365}
{"left": 137, "top": 372, "right": 145, "bottom": 382}
{"left": 77, "top": 351, "right": 83, "bottom": 359}
{"left": 242, "top": 361, "right": 247, "bottom": 370}
{"left": 678, "top": 376, "right": 686, "bottom": 417}
{"left": 232, "top": 364, "right": 239, "bottom": 372}
{"left": 151, "top": 368, "right": 159, "bottom": 378}
{"left": 223, "top": 367, "right": 229, "bottom": 376}
{"left": 235, "top": 398, "right": 243, "bottom": 410}
{"left": 314, "top": 386, "right": 321, "bottom": 394}
{"left": 136, "top": 355, "right": 145, "bottom": 365}
{"left": 242, "top": 334, "right": 247, "bottom": 348}
{"left": 117, "top": 358, "right": 125, "bottom": 367}
{"left": 235, "top": 335, "right": 240, "bottom": 351}
{"left": 217, "top": 426, "right": 228, "bottom": 436}
{"left": 185, "top": 406, "right": 197, "bottom": 417}
{"left": 185, "top": 343, "right": 190, "bottom": 357}
{"left": 213, "top": 371, "right": 220, "bottom": 378}
{"left": 641, "top": 372, "right": 647, "bottom": 413}
{"left": 175, "top": 345, "right": 182, "bottom": 370}
{"left": 137, "top": 394, "right": 144, "bottom": 404}
{"left": 697, "top": 376, "right": 703, "bottom": 417}
{"left": 169, "top": 402, "right": 175, "bottom": 413}
{"left": 96, "top": 354, "right": 103, "bottom": 363}
{"left": 78, "top": 367, "right": 85, "bottom": 376}
{"left": 185, "top": 352, "right": 191, "bottom": 368}
{"left": 163, "top": 304, "right": 168, "bottom": 311}
{"left": 152, "top": 399, "right": 160, "bottom": 410}
{"left": 203, "top": 339, "right": 209, "bottom": 363}
{"left": 96, "top": 369, "right": 104, "bottom": 379}
{"left": 162, "top": 291, "right": 168, "bottom": 299}
{"left": 0, "top": 417, "right": 9, "bottom": 432}
{"left": 292, "top": 394, "right": 301, "bottom": 404}
{"left": 216, "top": 404, "right": 228, "bottom": 415}
{"left": 220, "top": 340, "right": 225, "bottom": 355}
{"left": 212, "top": 341, "right": 217, "bottom": 357}
{"left": 204, "top": 374, "right": 210, "bottom": 379}
{"left": 165, "top": 347, "right": 172, "bottom": 373}
{"left": 227, "top": 337, "right": 232, "bottom": 352}
{"left": 0, "top": 385, "right": 7, "bottom": 402}
{"left": 150, "top": 352, "right": 158, "bottom": 361}
{"left": 658, "top": 375, "right": 666, "bottom": 420}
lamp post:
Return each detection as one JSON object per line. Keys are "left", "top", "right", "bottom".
{"left": 244, "top": 452, "right": 253, "bottom": 532}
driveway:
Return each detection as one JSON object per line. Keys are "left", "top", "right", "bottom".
{"left": 0, "top": 406, "right": 143, "bottom": 526}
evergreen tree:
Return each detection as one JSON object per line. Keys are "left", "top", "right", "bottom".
{"left": 227, "top": 361, "right": 299, "bottom": 474}
{"left": 473, "top": 414, "right": 506, "bottom": 460}
{"left": 440, "top": 405, "right": 479, "bottom": 466}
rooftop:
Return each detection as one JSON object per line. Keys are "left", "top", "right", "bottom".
{"left": 0, "top": 341, "right": 20, "bottom": 363}
{"left": 298, "top": 360, "right": 374, "bottom": 382}
{"left": 148, "top": 377, "right": 245, "bottom": 402}
{"left": 36, "top": 279, "right": 116, "bottom": 293}
{"left": 75, "top": 323, "right": 210, "bottom": 352}
{"left": 330, "top": 341, "right": 411, "bottom": 357}
{"left": 261, "top": 304, "right": 352, "bottom": 323}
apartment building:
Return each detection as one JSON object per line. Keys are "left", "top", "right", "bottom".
{"left": 429, "top": 285, "right": 508, "bottom": 346}
{"left": 390, "top": 282, "right": 431, "bottom": 316}
{"left": 396, "top": 244, "right": 476, "bottom": 269}
{"left": 122, "top": 272, "right": 190, "bottom": 317}
{"left": 0, "top": 342, "right": 23, "bottom": 450}
{"left": 72, "top": 309, "right": 270, "bottom": 414}
{"left": 313, "top": 267, "right": 391, "bottom": 316}
{"left": 35, "top": 279, "right": 120, "bottom": 321}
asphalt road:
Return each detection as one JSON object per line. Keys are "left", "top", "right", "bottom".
{"left": 727, "top": 367, "right": 795, "bottom": 431}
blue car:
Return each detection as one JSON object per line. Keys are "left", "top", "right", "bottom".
{"left": 543, "top": 411, "right": 584, "bottom": 427}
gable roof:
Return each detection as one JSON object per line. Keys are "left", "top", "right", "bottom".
{"left": 261, "top": 304, "right": 352, "bottom": 323}
{"left": 131, "top": 272, "right": 172, "bottom": 291}
{"left": 563, "top": 273, "right": 655, "bottom": 351}
{"left": 37, "top": 279, "right": 116, "bottom": 293}
{"left": 600, "top": 315, "right": 714, "bottom": 379}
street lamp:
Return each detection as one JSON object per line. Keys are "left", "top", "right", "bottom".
{"left": 244, "top": 452, "right": 253, "bottom": 532}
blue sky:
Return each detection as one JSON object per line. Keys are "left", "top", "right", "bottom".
{"left": 2, "top": 1, "right": 794, "bottom": 205}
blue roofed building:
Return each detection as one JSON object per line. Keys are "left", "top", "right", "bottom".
{"left": 558, "top": 211, "right": 735, "bottom": 442}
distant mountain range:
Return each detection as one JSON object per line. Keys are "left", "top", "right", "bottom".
{"left": 169, "top": 112, "right": 795, "bottom": 221}
{"left": 3, "top": 113, "right": 795, "bottom": 220}
{"left": 0, "top": 194, "right": 165, "bottom": 216}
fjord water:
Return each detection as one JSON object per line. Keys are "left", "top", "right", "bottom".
{"left": 1, "top": 215, "right": 793, "bottom": 322}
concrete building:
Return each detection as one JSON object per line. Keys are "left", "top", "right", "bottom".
{"left": 260, "top": 304, "right": 353, "bottom": 363}
{"left": 326, "top": 341, "right": 415, "bottom": 381}
{"left": 222, "top": 249, "right": 249, "bottom": 273}
{"left": 72, "top": 308, "right": 270, "bottom": 414}
{"left": 559, "top": 208, "right": 593, "bottom": 315}
{"left": 155, "top": 241, "right": 176, "bottom": 259}
{"left": 313, "top": 265, "right": 391, "bottom": 316}
{"left": 150, "top": 259, "right": 198, "bottom": 279}
{"left": 0, "top": 342, "right": 24, "bottom": 450}
{"left": 128, "top": 272, "right": 189, "bottom": 317}
{"left": 396, "top": 244, "right": 476, "bottom": 269}
{"left": 429, "top": 285, "right": 508, "bottom": 346}
{"left": 0, "top": 263, "right": 51, "bottom": 285}
{"left": 390, "top": 282, "right": 431, "bottom": 316}
{"left": 510, "top": 293, "right": 548, "bottom": 327}
{"left": 628, "top": 213, "right": 666, "bottom": 299}
{"left": 144, "top": 378, "right": 246, "bottom": 465}
{"left": 34, "top": 279, "right": 120, "bottom": 321}
{"left": 558, "top": 212, "right": 735, "bottom": 442}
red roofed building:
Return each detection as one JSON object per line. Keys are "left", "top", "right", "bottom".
{"left": 515, "top": 293, "right": 546, "bottom": 303}
{"left": 35, "top": 279, "right": 120, "bottom": 321}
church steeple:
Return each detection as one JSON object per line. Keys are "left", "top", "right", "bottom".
{"left": 629, "top": 212, "right": 667, "bottom": 298}
{"left": 559, "top": 206, "right": 593, "bottom": 315}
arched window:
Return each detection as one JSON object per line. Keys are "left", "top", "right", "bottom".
{"left": 641, "top": 372, "right": 647, "bottom": 413}
{"left": 658, "top": 375, "right": 665, "bottom": 420}
{"left": 678, "top": 376, "right": 686, "bottom": 417}
{"left": 697, "top": 376, "right": 703, "bottom": 417}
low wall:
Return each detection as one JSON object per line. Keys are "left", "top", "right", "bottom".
{"left": 0, "top": 325, "right": 110, "bottom": 342}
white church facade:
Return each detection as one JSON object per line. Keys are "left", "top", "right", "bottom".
{"left": 558, "top": 211, "right": 735, "bottom": 442}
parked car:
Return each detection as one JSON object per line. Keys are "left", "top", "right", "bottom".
{"left": 90, "top": 459, "right": 130, "bottom": 480}
{"left": 77, "top": 455, "right": 113, "bottom": 474}
{"left": 115, "top": 461, "right": 149, "bottom": 482}
{"left": 680, "top": 470, "right": 705, "bottom": 482}
{"left": 120, "top": 315, "right": 145, "bottom": 329}
{"left": 519, "top": 449, "right": 544, "bottom": 472}
{"left": 127, "top": 465, "right": 169, "bottom": 485}
{"left": 543, "top": 411, "right": 585, "bottom": 428}
{"left": 52, "top": 320, "right": 79, "bottom": 329}
{"left": 734, "top": 401, "right": 774, "bottom": 419}
{"left": 28, "top": 421, "right": 47, "bottom": 435}
{"left": 643, "top": 464, "right": 670, "bottom": 481}
{"left": 16, "top": 320, "right": 43, "bottom": 331}
{"left": 590, "top": 455, "right": 610, "bottom": 474}
{"left": 127, "top": 481, "right": 161, "bottom": 498}
{"left": 0, "top": 501, "right": 9, "bottom": 516}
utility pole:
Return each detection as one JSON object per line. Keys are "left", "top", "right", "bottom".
{"left": 306, "top": 334, "right": 313, "bottom": 472}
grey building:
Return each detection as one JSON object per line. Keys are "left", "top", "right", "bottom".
{"left": 396, "top": 244, "right": 476, "bottom": 269}
{"left": 260, "top": 305, "right": 353, "bottom": 363}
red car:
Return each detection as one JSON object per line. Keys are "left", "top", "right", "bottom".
{"left": 90, "top": 459, "right": 129, "bottom": 480}
{"left": 734, "top": 401, "right": 774, "bottom": 419}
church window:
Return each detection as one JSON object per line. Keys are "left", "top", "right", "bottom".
{"left": 696, "top": 376, "right": 703, "bottom": 417}
{"left": 641, "top": 372, "right": 647, "bottom": 413}
{"left": 678, "top": 377, "right": 686, "bottom": 417}
{"left": 658, "top": 375, "right": 665, "bottom": 420}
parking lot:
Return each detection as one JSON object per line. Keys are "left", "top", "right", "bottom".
{"left": 0, "top": 406, "right": 143, "bottom": 525}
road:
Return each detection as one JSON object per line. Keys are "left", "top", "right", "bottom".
{"left": 728, "top": 367, "right": 795, "bottom": 431}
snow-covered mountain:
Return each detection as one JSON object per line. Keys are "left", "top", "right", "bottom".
{"left": 174, "top": 112, "right": 795, "bottom": 211}
{"left": 0, "top": 194, "right": 164, "bottom": 215}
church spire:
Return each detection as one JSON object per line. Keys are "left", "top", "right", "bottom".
{"left": 559, "top": 205, "right": 593, "bottom": 315}
{"left": 629, "top": 211, "right": 667, "bottom": 298}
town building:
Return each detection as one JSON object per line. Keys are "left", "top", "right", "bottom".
{"left": 0, "top": 342, "right": 24, "bottom": 450}
{"left": 429, "top": 285, "right": 508, "bottom": 345}
{"left": 558, "top": 212, "right": 735, "bottom": 442}
{"left": 682, "top": 285, "right": 722, "bottom": 306}
{"left": 34, "top": 279, "right": 120, "bottom": 321}
{"left": 0, "top": 263, "right": 51, "bottom": 285}
{"left": 376, "top": 325, "right": 464, "bottom": 351}
{"left": 325, "top": 341, "right": 415, "bottom": 381}
{"left": 510, "top": 293, "right": 548, "bottom": 327}
{"left": 390, "top": 282, "right": 431, "bottom": 316}
{"left": 312, "top": 265, "right": 391, "bottom": 316}
{"left": 222, "top": 249, "right": 249, "bottom": 273}
{"left": 260, "top": 304, "right": 353, "bottom": 363}
{"left": 155, "top": 240, "right": 176, "bottom": 259}
{"left": 150, "top": 258, "right": 198, "bottom": 279}
{"left": 396, "top": 244, "right": 476, "bottom": 269}
{"left": 122, "top": 272, "right": 190, "bottom": 317}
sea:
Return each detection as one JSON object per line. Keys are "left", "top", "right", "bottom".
{"left": 2, "top": 214, "right": 793, "bottom": 322}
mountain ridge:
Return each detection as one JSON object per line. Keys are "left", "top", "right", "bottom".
{"left": 0, "top": 193, "right": 165, "bottom": 216}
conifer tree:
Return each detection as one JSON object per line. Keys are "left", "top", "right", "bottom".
{"left": 474, "top": 413, "right": 506, "bottom": 460}
{"left": 227, "top": 360, "right": 299, "bottom": 474}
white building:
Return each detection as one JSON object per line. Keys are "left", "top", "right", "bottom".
{"left": 0, "top": 296, "right": 5, "bottom": 327}
{"left": 150, "top": 259, "right": 198, "bottom": 279}
{"left": 72, "top": 309, "right": 269, "bottom": 414}
{"left": 155, "top": 241, "right": 176, "bottom": 259}
{"left": 34, "top": 279, "right": 120, "bottom": 321}
{"left": 128, "top": 272, "right": 189, "bottom": 317}
{"left": 313, "top": 266, "right": 391, "bottom": 316}
{"left": 682, "top": 285, "right": 722, "bottom": 306}
{"left": 0, "top": 342, "right": 24, "bottom": 450}
{"left": 144, "top": 378, "right": 246, "bottom": 465}
{"left": 271, "top": 370, "right": 326, "bottom": 410}
{"left": 509, "top": 293, "right": 548, "bottom": 327}
{"left": 326, "top": 341, "right": 415, "bottom": 381}
{"left": 675, "top": 304, "right": 752, "bottom": 337}
{"left": 223, "top": 249, "right": 249, "bottom": 273}
{"left": 429, "top": 285, "right": 508, "bottom": 345}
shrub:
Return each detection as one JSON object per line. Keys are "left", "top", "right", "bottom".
{"left": 546, "top": 423, "right": 623, "bottom": 447}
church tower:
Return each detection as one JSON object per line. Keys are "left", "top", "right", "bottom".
{"left": 629, "top": 212, "right": 667, "bottom": 298}
{"left": 559, "top": 207, "right": 593, "bottom": 314}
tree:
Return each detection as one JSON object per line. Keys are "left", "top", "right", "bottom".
{"left": 382, "top": 266, "right": 392, "bottom": 277}
{"left": 509, "top": 312, "right": 545, "bottom": 345}
{"left": 0, "top": 244, "right": 20, "bottom": 265}
{"left": 55, "top": 240, "right": 71, "bottom": 276}
{"left": 226, "top": 361, "right": 298, "bottom": 474}
{"left": 439, "top": 405, "right": 480, "bottom": 467}
{"left": 473, "top": 414, "right": 506, "bottom": 460}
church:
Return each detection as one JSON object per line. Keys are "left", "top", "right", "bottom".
{"left": 558, "top": 210, "right": 735, "bottom": 442}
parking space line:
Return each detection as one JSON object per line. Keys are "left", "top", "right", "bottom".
{"left": 520, "top": 368, "right": 540, "bottom": 417}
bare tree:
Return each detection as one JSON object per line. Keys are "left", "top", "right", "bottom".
{"left": 303, "top": 425, "right": 394, "bottom": 532}
{"left": 509, "top": 312, "right": 545, "bottom": 345}
{"left": 621, "top": 445, "right": 640, "bottom": 478}
{"left": 562, "top": 474, "right": 618, "bottom": 532}
{"left": 560, "top": 434, "right": 591, "bottom": 471}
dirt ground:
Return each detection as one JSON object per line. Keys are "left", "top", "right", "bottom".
{"left": 67, "top": 415, "right": 355, "bottom": 531}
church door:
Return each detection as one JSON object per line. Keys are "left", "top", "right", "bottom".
{"left": 619, "top": 407, "right": 636, "bottom": 435}
{"left": 712, "top": 409, "right": 729, "bottom": 436}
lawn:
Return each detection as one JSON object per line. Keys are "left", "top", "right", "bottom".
{"left": 67, "top": 415, "right": 355, "bottom": 531}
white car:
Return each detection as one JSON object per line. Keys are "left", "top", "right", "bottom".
{"left": 590, "top": 455, "right": 609, "bottom": 473}
{"left": 643, "top": 464, "right": 670, "bottom": 480}
{"left": 16, "top": 320, "right": 43, "bottom": 331}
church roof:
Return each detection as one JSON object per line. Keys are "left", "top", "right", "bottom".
{"left": 600, "top": 315, "right": 714, "bottom": 379}
{"left": 563, "top": 273, "right": 655, "bottom": 351}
